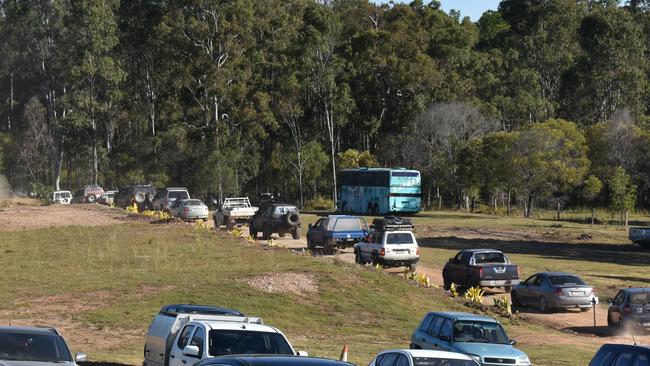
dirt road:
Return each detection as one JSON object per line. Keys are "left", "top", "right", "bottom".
{"left": 0, "top": 203, "right": 127, "bottom": 231}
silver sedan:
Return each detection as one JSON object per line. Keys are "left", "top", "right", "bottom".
{"left": 511, "top": 272, "right": 595, "bottom": 312}
{"left": 169, "top": 199, "right": 209, "bottom": 221}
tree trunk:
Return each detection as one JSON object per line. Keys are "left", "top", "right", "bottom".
{"left": 591, "top": 206, "right": 595, "bottom": 225}
{"left": 556, "top": 201, "right": 561, "bottom": 221}
{"left": 324, "top": 100, "right": 337, "bottom": 209}
{"left": 54, "top": 135, "right": 64, "bottom": 190}
{"left": 506, "top": 188, "right": 511, "bottom": 216}
{"left": 92, "top": 115, "right": 98, "bottom": 186}
{"left": 526, "top": 193, "right": 534, "bottom": 218}
{"left": 624, "top": 210, "right": 629, "bottom": 229}
{"left": 8, "top": 72, "right": 14, "bottom": 131}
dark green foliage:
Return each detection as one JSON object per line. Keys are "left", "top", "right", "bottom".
{"left": 0, "top": 0, "right": 649, "bottom": 213}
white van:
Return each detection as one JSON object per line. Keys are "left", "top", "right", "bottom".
{"left": 143, "top": 304, "right": 305, "bottom": 366}
{"left": 53, "top": 190, "right": 72, "bottom": 204}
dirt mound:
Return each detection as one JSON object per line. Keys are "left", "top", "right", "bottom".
{"left": 245, "top": 272, "right": 317, "bottom": 295}
{"left": 0, "top": 204, "right": 127, "bottom": 231}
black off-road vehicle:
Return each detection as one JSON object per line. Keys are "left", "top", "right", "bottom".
{"left": 249, "top": 194, "right": 301, "bottom": 240}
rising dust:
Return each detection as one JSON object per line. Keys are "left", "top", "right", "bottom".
{"left": 0, "top": 175, "right": 11, "bottom": 198}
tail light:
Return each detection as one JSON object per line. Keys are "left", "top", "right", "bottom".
{"left": 554, "top": 287, "right": 564, "bottom": 297}
{"left": 589, "top": 289, "right": 595, "bottom": 297}
{"left": 416, "top": 247, "right": 420, "bottom": 256}
{"left": 624, "top": 304, "right": 632, "bottom": 314}
{"left": 183, "top": 207, "right": 190, "bottom": 213}
{"left": 477, "top": 267, "right": 483, "bottom": 278}
{"left": 516, "top": 266, "right": 520, "bottom": 278}
{"left": 380, "top": 248, "right": 385, "bottom": 256}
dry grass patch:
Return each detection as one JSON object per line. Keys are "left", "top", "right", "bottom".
{"left": 244, "top": 272, "right": 318, "bottom": 296}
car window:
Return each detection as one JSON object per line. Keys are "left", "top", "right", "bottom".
{"left": 549, "top": 275, "right": 586, "bottom": 286}
{"left": 452, "top": 321, "right": 509, "bottom": 344}
{"left": 169, "top": 191, "right": 189, "bottom": 200}
{"left": 473, "top": 252, "right": 506, "bottom": 264}
{"left": 177, "top": 325, "right": 195, "bottom": 349}
{"left": 614, "top": 291, "right": 626, "bottom": 306}
{"left": 420, "top": 314, "right": 434, "bottom": 332}
{"left": 413, "top": 357, "right": 478, "bottom": 366}
{"left": 523, "top": 275, "right": 537, "bottom": 285}
{"left": 208, "top": 330, "right": 293, "bottom": 356}
{"left": 395, "top": 355, "right": 410, "bottom": 366}
{"left": 386, "top": 233, "right": 414, "bottom": 244}
{"left": 614, "top": 352, "right": 635, "bottom": 366}
{"left": 589, "top": 348, "right": 617, "bottom": 366}
{"left": 329, "top": 217, "right": 365, "bottom": 231}
{"left": 440, "top": 319, "right": 453, "bottom": 340}
{"left": 629, "top": 293, "right": 650, "bottom": 305}
{"left": 314, "top": 219, "right": 323, "bottom": 228}
{"left": 533, "top": 276, "right": 544, "bottom": 286}
{"left": 429, "top": 317, "right": 444, "bottom": 337}
{"left": 377, "top": 353, "right": 398, "bottom": 366}
{"left": 460, "top": 252, "right": 472, "bottom": 264}
{"left": 634, "top": 354, "right": 650, "bottom": 366}
{"left": 453, "top": 252, "right": 463, "bottom": 263}
{"left": 190, "top": 326, "right": 205, "bottom": 357}
{"left": 0, "top": 332, "right": 73, "bottom": 362}
{"left": 373, "top": 233, "right": 384, "bottom": 244}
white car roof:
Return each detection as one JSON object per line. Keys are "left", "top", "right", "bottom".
{"left": 191, "top": 320, "right": 280, "bottom": 333}
{"left": 382, "top": 349, "right": 474, "bottom": 360}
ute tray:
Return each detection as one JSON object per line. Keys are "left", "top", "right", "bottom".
{"left": 371, "top": 216, "right": 414, "bottom": 231}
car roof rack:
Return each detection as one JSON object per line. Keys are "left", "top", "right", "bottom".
{"left": 371, "top": 216, "right": 414, "bottom": 231}
{"left": 160, "top": 304, "right": 244, "bottom": 317}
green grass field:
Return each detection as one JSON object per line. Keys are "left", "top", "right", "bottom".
{"left": 0, "top": 217, "right": 608, "bottom": 366}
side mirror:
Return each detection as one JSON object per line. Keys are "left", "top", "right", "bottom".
{"left": 509, "top": 339, "right": 517, "bottom": 345}
{"left": 183, "top": 345, "right": 200, "bottom": 358}
{"left": 607, "top": 298, "right": 614, "bottom": 304}
{"left": 448, "top": 258, "right": 454, "bottom": 263}
{"left": 297, "top": 350, "right": 309, "bottom": 357}
{"left": 308, "top": 223, "right": 312, "bottom": 230}
{"left": 75, "top": 352, "right": 87, "bottom": 362}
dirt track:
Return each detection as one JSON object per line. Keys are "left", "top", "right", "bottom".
{"left": 0, "top": 203, "right": 127, "bottom": 231}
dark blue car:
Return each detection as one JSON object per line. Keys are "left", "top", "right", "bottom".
{"left": 307, "top": 215, "right": 368, "bottom": 254}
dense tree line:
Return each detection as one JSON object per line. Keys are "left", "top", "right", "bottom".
{"left": 0, "top": 0, "right": 649, "bottom": 217}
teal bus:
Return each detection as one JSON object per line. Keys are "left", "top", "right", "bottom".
{"left": 338, "top": 168, "right": 421, "bottom": 215}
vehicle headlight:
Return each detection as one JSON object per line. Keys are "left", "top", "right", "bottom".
{"left": 516, "top": 356, "right": 531, "bottom": 365}
{"left": 468, "top": 354, "right": 481, "bottom": 363}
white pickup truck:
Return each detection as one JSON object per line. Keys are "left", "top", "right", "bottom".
{"left": 213, "top": 197, "right": 258, "bottom": 229}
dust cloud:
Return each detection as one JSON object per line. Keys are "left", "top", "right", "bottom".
{"left": 0, "top": 175, "right": 12, "bottom": 198}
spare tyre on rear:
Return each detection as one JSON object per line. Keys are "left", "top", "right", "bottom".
{"left": 283, "top": 210, "right": 300, "bottom": 227}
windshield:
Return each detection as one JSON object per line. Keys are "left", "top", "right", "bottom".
{"left": 413, "top": 358, "right": 478, "bottom": 366}
{"left": 386, "top": 232, "right": 414, "bottom": 244}
{"left": 629, "top": 292, "right": 650, "bottom": 305}
{"left": 473, "top": 252, "right": 506, "bottom": 264}
{"left": 329, "top": 217, "right": 366, "bottom": 231}
{"left": 169, "top": 191, "right": 189, "bottom": 200}
{"left": 208, "top": 330, "right": 293, "bottom": 356}
{"left": 549, "top": 275, "right": 586, "bottom": 286}
{"left": 0, "top": 332, "right": 72, "bottom": 362}
{"left": 54, "top": 192, "right": 71, "bottom": 199}
{"left": 453, "top": 321, "right": 509, "bottom": 344}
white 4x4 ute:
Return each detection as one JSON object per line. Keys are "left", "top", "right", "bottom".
{"left": 354, "top": 216, "right": 419, "bottom": 271}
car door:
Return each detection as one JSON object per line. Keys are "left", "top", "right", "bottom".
{"left": 310, "top": 219, "right": 325, "bottom": 245}
{"left": 169, "top": 324, "right": 195, "bottom": 366}
{"left": 517, "top": 275, "right": 537, "bottom": 305}
{"left": 609, "top": 290, "right": 626, "bottom": 325}
{"left": 422, "top": 316, "right": 444, "bottom": 350}
{"left": 412, "top": 314, "right": 435, "bottom": 348}
{"left": 527, "top": 275, "right": 545, "bottom": 305}
{"left": 436, "top": 318, "right": 454, "bottom": 351}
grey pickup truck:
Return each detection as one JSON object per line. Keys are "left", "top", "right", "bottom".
{"left": 628, "top": 227, "right": 650, "bottom": 249}
{"left": 442, "top": 249, "right": 520, "bottom": 293}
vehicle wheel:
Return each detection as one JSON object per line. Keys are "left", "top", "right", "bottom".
{"left": 355, "top": 250, "right": 362, "bottom": 265}
{"left": 249, "top": 224, "right": 257, "bottom": 239}
{"left": 292, "top": 227, "right": 301, "bottom": 240}
{"left": 580, "top": 307, "right": 590, "bottom": 312}
{"left": 215, "top": 213, "right": 223, "bottom": 228}
{"left": 443, "top": 276, "right": 451, "bottom": 291}
{"left": 511, "top": 291, "right": 521, "bottom": 307}
{"left": 262, "top": 225, "right": 272, "bottom": 240}
{"left": 539, "top": 296, "right": 549, "bottom": 313}
{"left": 226, "top": 219, "right": 234, "bottom": 230}
{"left": 134, "top": 192, "right": 146, "bottom": 204}
{"left": 408, "top": 262, "right": 417, "bottom": 272}
{"left": 324, "top": 239, "right": 334, "bottom": 255}
{"left": 306, "top": 235, "right": 312, "bottom": 249}
{"left": 86, "top": 194, "right": 97, "bottom": 204}
{"left": 371, "top": 252, "right": 380, "bottom": 267}
{"left": 504, "top": 286, "right": 512, "bottom": 294}
{"left": 607, "top": 314, "right": 614, "bottom": 328}
{"left": 202, "top": 218, "right": 208, "bottom": 222}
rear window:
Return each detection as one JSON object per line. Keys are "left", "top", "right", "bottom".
{"left": 386, "top": 233, "right": 414, "bottom": 244}
{"left": 413, "top": 358, "right": 477, "bottom": 366}
{"left": 186, "top": 200, "right": 204, "bottom": 206}
{"left": 169, "top": 191, "right": 189, "bottom": 200}
{"left": 549, "top": 275, "right": 586, "bottom": 286}
{"left": 473, "top": 252, "right": 506, "bottom": 264}
{"left": 208, "top": 330, "right": 293, "bottom": 356}
{"left": 329, "top": 217, "right": 365, "bottom": 231}
{"left": 629, "top": 292, "right": 650, "bottom": 305}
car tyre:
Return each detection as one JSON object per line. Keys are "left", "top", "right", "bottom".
{"left": 504, "top": 286, "right": 512, "bottom": 294}
{"left": 539, "top": 296, "right": 549, "bottom": 313}
{"left": 262, "top": 225, "right": 272, "bottom": 240}
{"left": 249, "top": 223, "right": 257, "bottom": 239}
{"left": 355, "top": 250, "right": 362, "bottom": 265}
{"left": 580, "top": 307, "right": 590, "bottom": 312}
{"left": 87, "top": 194, "right": 97, "bottom": 204}
{"left": 292, "top": 227, "right": 301, "bottom": 240}
{"left": 371, "top": 252, "right": 380, "bottom": 267}
{"left": 408, "top": 262, "right": 417, "bottom": 272}
{"left": 443, "top": 276, "right": 451, "bottom": 291}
